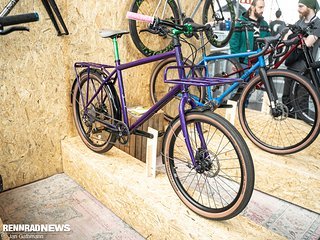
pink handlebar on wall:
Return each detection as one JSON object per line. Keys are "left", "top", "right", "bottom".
{"left": 126, "top": 12, "right": 154, "bottom": 24}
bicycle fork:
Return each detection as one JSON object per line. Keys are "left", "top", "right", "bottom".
{"left": 179, "top": 91, "right": 208, "bottom": 169}
{"left": 258, "top": 67, "right": 280, "bottom": 115}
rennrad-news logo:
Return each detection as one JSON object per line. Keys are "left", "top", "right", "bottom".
{"left": 2, "top": 224, "right": 71, "bottom": 232}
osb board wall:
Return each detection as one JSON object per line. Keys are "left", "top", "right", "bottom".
{"left": 0, "top": 1, "right": 68, "bottom": 190}
{"left": 0, "top": 0, "right": 205, "bottom": 190}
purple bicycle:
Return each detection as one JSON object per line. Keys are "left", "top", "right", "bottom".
{"left": 71, "top": 12, "right": 254, "bottom": 220}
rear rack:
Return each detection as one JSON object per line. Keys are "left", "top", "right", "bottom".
{"left": 74, "top": 62, "right": 117, "bottom": 83}
{"left": 74, "top": 62, "right": 116, "bottom": 81}
{"left": 164, "top": 65, "right": 243, "bottom": 87}
{"left": 75, "top": 62, "right": 115, "bottom": 72}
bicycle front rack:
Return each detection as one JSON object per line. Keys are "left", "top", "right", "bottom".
{"left": 164, "top": 65, "right": 243, "bottom": 87}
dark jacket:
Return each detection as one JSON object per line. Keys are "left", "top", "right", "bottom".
{"left": 229, "top": 12, "right": 270, "bottom": 64}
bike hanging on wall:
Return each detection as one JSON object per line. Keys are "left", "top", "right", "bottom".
{"left": 0, "top": 10, "right": 39, "bottom": 35}
{"left": 0, "top": 0, "right": 68, "bottom": 36}
{"left": 128, "top": 0, "right": 236, "bottom": 56}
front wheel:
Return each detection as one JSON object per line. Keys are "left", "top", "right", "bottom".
{"left": 202, "top": 0, "right": 236, "bottom": 48}
{"left": 162, "top": 111, "right": 254, "bottom": 220}
{"left": 238, "top": 69, "right": 320, "bottom": 154}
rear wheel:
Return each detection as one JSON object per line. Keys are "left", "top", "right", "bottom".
{"left": 162, "top": 111, "right": 254, "bottom": 220}
{"left": 72, "top": 70, "right": 121, "bottom": 153}
{"left": 206, "top": 52, "right": 243, "bottom": 103}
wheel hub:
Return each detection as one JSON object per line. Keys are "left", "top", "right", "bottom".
{"left": 272, "top": 103, "right": 289, "bottom": 121}
{"left": 83, "top": 107, "right": 96, "bottom": 127}
{"left": 195, "top": 148, "right": 220, "bottom": 177}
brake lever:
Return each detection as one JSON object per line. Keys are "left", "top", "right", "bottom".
{"left": 0, "top": 26, "right": 29, "bottom": 35}
{"left": 139, "top": 26, "right": 169, "bottom": 38}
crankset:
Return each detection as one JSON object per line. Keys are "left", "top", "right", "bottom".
{"left": 115, "top": 121, "right": 130, "bottom": 145}
{"left": 83, "top": 107, "right": 129, "bottom": 145}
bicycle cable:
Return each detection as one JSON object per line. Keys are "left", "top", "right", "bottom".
{"left": 166, "top": 29, "right": 198, "bottom": 65}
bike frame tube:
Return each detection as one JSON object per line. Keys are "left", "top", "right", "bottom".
{"left": 189, "top": 0, "right": 204, "bottom": 19}
{"left": 129, "top": 84, "right": 182, "bottom": 131}
{"left": 116, "top": 50, "right": 177, "bottom": 131}
{"left": 194, "top": 50, "right": 263, "bottom": 105}
{"left": 0, "top": 0, "right": 20, "bottom": 17}
{"left": 166, "top": 0, "right": 204, "bottom": 21}
{"left": 78, "top": 49, "right": 177, "bottom": 131}
{"left": 270, "top": 37, "right": 319, "bottom": 90}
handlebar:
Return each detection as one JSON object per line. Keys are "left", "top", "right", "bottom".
{"left": 247, "top": 25, "right": 297, "bottom": 59}
{"left": 126, "top": 12, "right": 154, "bottom": 24}
{"left": 283, "top": 36, "right": 300, "bottom": 47}
{"left": 0, "top": 12, "right": 39, "bottom": 27}
{"left": 287, "top": 23, "right": 312, "bottom": 37}
{"left": 0, "top": 12, "right": 39, "bottom": 35}
{"left": 126, "top": 11, "right": 210, "bottom": 36}
{"left": 248, "top": 34, "right": 282, "bottom": 59}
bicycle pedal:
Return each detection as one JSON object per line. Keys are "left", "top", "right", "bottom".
{"left": 158, "top": 131, "right": 165, "bottom": 138}
{"left": 219, "top": 104, "right": 234, "bottom": 108}
{"left": 132, "top": 129, "right": 154, "bottom": 139}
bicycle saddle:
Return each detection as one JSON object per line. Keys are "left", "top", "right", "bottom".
{"left": 99, "top": 29, "right": 129, "bottom": 39}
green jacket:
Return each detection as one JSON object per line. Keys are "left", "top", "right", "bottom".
{"left": 229, "top": 12, "right": 270, "bottom": 64}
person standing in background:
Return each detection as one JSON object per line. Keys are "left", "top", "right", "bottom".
{"left": 229, "top": 0, "right": 270, "bottom": 65}
{"left": 269, "top": 9, "right": 286, "bottom": 36}
{"left": 282, "top": 0, "right": 320, "bottom": 118}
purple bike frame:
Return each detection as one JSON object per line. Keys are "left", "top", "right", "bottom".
{"left": 75, "top": 41, "right": 206, "bottom": 166}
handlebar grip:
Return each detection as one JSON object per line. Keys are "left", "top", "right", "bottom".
{"left": 0, "top": 12, "right": 39, "bottom": 27}
{"left": 126, "top": 12, "right": 154, "bottom": 24}
{"left": 283, "top": 37, "right": 300, "bottom": 47}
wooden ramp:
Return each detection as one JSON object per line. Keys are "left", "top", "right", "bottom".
{"left": 216, "top": 108, "right": 320, "bottom": 213}
{"left": 62, "top": 137, "right": 284, "bottom": 240}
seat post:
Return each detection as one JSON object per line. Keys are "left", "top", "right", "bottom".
{"left": 112, "top": 37, "right": 120, "bottom": 62}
